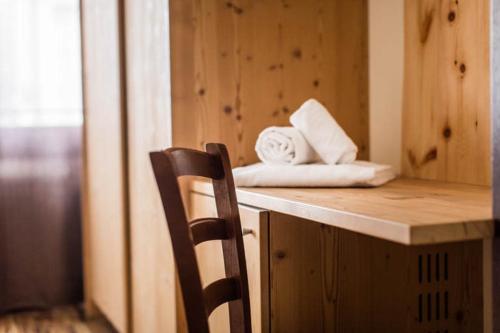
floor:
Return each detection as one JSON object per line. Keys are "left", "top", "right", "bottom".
{"left": 0, "top": 306, "right": 115, "bottom": 333}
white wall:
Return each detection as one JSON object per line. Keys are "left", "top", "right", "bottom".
{"left": 369, "top": 0, "right": 404, "bottom": 173}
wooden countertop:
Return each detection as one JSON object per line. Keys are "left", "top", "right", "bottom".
{"left": 190, "top": 178, "right": 493, "bottom": 245}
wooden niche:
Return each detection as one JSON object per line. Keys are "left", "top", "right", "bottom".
{"left": 403, "top": 0, "right": 490, "bottom": 185}
{"left": 170, "top": 0, "right": 369, "bottom": 166}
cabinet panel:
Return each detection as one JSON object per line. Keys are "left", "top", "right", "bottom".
{"left": 80, "top": 0, "right": 129, "bottom": 331}
{"left": 269, "top": 212, "right": 483, "bottom": 333}
{"left": 123, "top": 0, "right": 174, "bottom": 332}
{"left": 189, "top": 192, "right": 269, "bottom": 333}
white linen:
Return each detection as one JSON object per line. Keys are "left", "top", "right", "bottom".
{"left": 233, "top": 161, "right": 396, "bottom": 187}
{"left": 290, "top": 98, "right": 358, "bottom": 164}
{"left": 255, "top": 126, "right": 319, "bottom": 165}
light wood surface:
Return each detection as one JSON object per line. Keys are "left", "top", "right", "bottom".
{"left": 188, "top": 193, "right": 269, "bottom": 333}
{"left": 80, "top": 0, "right": 129, "bottom": 331}
{"left": 402, "top": 0, "right": 491, "bottom": 185}
{"left": 191, "top": 178, "right": 492, "bottom": 245}
{"left": 269, "top": 213, "right": 483, "bottom": 332}
{"left": 123, "top": 0, "right": 175, "bottom": 332}
{"left": 170, "top": 0, "right": 369, "bottom": 166}
{"left": 0, "top": 306, "right": 115, "bottom": 333}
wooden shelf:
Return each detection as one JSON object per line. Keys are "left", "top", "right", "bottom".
{"left": 190, "top": 178, "right": 493, "bottom": 245}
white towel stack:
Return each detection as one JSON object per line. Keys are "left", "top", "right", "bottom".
{"left": 236, "top": 98, "right": 396, "bottom": 187}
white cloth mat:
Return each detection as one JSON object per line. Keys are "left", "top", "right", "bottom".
{"left": 233, "top": 161, "right": 396, "bottom": 187}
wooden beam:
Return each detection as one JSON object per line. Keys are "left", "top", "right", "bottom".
{"left": 490, "top": 0, "right": 500, "bottom": 331}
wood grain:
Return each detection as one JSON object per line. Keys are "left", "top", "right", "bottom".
{"left": 403, "top": 0, "right": 491, "bottom": 185}
{"left": 269, "top": 212, "right": 483, "bottom": 332}
{"left": 80, "top": 0, "right": 129, "bottom": 331}
{"left": 122, "top": 0, "right": 175, "bottom": 332}
{"left": 189, "top": 192, "right": 269, "bottom": 333}
{"left": 191, "top": 178, "right": 492, "bottom": 245}
{"left": 170, "top": 0, "right": 369, "bottom": 166}
{"left": 0, "top": 306, "right": 115, "bottom": 333}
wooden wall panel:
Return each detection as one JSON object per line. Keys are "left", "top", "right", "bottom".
{"left": 123, "top": 0, "right": 175, "bottom": 332}
{"left": 170, "top": 0, "right": 369, "bottom": 166}
{"left": 402, "top": 0, "right": 490, "bottom": 185}
{"left": 80, "top": 0, "right": 129, "bottom": 331}
{"left": 269, "top": 212, "right": 483, "bottom": 333}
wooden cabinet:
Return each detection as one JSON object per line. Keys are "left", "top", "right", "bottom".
{"left": 191, "top": 181, "right": 489, "bottom": 333}
{"left": 189, "top": 192, "right": 270, "bottom": 333}
{"left": 269, "top": 212, "right": 484, "bottom": 333}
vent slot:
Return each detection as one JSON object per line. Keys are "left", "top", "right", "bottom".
{"left": 419, "top": 254, "right": 423, "bottom": 284}
{"left": 427, "top": 293, "right": 432, "bottom": 321}
{"left": 444, "top": 291, "right": 449, "bottom": 319}
{"left": 436, "top": 292, "right": 440, "bottom": 320}
{"left": 435, "top": 253, "right": 440, "bottom": 281}
{"left": 444, "top": 252, "right": 448, "bottom": 281}
{"left": 419, "top": 294, "right": 423, "bottom": 322}
{"left": 427, "top": 254, "right": 432, "bottom": 283}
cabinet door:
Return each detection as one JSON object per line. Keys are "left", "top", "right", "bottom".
{"left": 269, "top": 212, "right": 484, "bottom": 333}
{"left": 81, "top": 0, "right": 129, "bottom": 331}
{"left": 189, "top": 192, "right": 269, "bottom": 333}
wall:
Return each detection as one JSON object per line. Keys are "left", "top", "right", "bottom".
{"left": 369, "top": 0, "right": 404, "bottom": 173}
{"left": 402, "top": 0, "right": 490, "bottom": 185}
{"left": 170, "top": 0, "right": 369, "bottom": 166}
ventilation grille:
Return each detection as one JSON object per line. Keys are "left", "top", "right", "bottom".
{"left": 416, "top": 252, "right": 449, "bottom": 332}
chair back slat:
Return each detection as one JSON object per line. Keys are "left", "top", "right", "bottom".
{"left": 169, "top": 148, "right": 224, "bottom": 179}
{"left": 150, "top": 143, "right": 252, "bottom": 333}
{"left": 203, "top": 277, "right": 240, "bottom": 316}
{"left": 190, "top": 218, "right": 228, "bottom": 245}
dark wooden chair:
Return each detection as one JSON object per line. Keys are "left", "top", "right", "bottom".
{"left": 149, "top": 143, "right": 252, "bottom": 333}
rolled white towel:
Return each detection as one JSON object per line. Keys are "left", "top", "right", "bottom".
{"left": 290, "top": 99, "right": 358, "bottom": 164}
{"left": 233, "top": 161, "right": 396, "bottom": 187}
{"left": 255, "top": 126, "right": 319, "bottom": 165}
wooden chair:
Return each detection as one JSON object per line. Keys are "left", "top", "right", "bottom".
{"left": 149, "top": 143, "right": 252, "bottom": 333}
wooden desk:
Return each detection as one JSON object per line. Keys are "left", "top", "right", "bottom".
{"left": 191, "top": 178, "right": 493, "bottom": 244}
{"left": 189, "top": 178, "right": 492, "bottom": 333}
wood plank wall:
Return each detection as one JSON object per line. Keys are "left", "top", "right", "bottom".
{"left": 170, "top": 0, "right": 369, "bottom": 166}
{"left": 402, "top": 0, "right": 490, "bottom": 185}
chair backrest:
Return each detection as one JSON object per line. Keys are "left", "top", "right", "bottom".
{"left": 149, "top": 143, "right": 251, "bottom": 333}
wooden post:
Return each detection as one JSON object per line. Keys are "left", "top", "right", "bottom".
{"left": 491, "top": 1, "right": 500, "bottom": 331}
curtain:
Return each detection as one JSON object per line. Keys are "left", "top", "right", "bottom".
{"left": 0, "top": 0, "right": 83, "bottom": 312}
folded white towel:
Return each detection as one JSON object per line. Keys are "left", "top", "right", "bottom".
{"left": 255, "top": 126, "right": 319, "bottom": 165}
{"left": 290, "top": 99, "right": 358, "bottom": 164}
{"left": 233, "top": 161, "right": 396, "bottom": 187}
